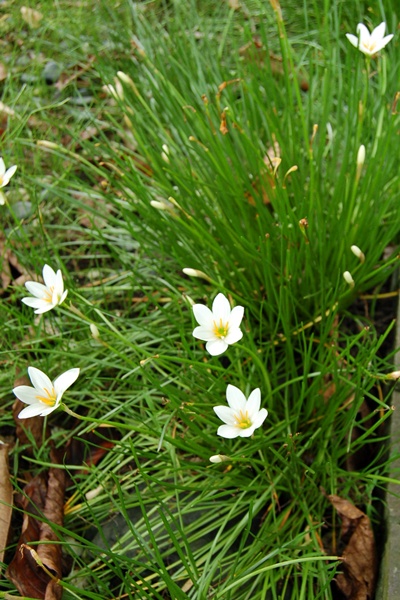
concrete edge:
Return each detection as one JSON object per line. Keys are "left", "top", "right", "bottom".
{"left": 376, "top": 310, "right": 400, "bottom": 598}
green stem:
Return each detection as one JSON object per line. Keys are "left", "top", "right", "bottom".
{"left": 235, "top": 343, "right": 272, "bottom": 397}
{"left": 61, "top": 403, "right": 135, "bottom": 432}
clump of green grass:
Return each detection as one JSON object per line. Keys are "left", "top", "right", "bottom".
{"left": 1, "top": 0, "right": 399, "bottom": 599}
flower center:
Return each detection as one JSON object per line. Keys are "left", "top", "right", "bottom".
{"left": 43, "top": 286, "right": 54, "bottom": 303}
{"left": 364, "top": 41, "right": 376, "bottom": 52}
{"left": 235, "top": 410, "right": 252, "bottom": 429}
{"left": 213, "top": 318, "right": 229, "bottom": 339}
{"left": 36, "top": 386, "right": 57, "bottom": 406}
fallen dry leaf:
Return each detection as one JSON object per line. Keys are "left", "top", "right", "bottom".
{"left": 21, "top": 6, "right": 43, "bottom": 29}
{"left": 0, "top": 442, "right": 13, "bottom": 568}
{"left": 6, "top": 458, "right": 65, "bottom": 599}
{"left": 20, "top": 6, "right": 43, "bottom": 28}
{"left": 0, "top": 236, "right": 27, "bottom": 294}
{"left": 328, "top": 494, "right": 377, "bottom": 600}
{"left": 0, "top": 62, "right": 7, "bottom": 82}
{"left": 37, "top": 460, "right": 66, "bottom": 582}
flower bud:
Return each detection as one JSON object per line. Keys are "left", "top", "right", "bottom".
{"left": 350, "top": 245, "right": 365, "bottom": 263}
{"left": 343, "top": 271, "right": 355, "bottom": 288}
{"left": 182, "top": 294, "right": 195, "bottom": 307}
{"left": 356, "top": 144, "right": 366, "bottom": 180}
{"left": 161, "top": 144, "right": 170, "bottom": 163}
{"left": 386, "top": 370, "right": 400, "bottom": 381}
{"left": 116, "top": 71, "right": 138, "bottom": 95}
{"left": 90, "top": 323, "right": 100, "bottom": 340}
{"left": 182, "top": 268, "right": 212, "bottom": 282}
{"left": 37, "top": 140, "right": 60, "bottom": 150}
{"left": 150, "top": 200, "right": 169, "bottom": 210}
{"left": 209, "top": 454, "right": 230, "bottom": 463}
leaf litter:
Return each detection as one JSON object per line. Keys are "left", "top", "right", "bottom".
{"left": 326, "top": 494, "right": 377, "bottom": 600}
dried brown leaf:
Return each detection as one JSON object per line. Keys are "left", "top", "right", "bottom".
{"left": 6, "top": 476, "right": 49, "bottom": 598}
{"left": 328, "top": 494, "right": 377, "bottom": 600}
{"left": 20, "top": 6, "right": 43, "bottom": 28}
{"left": 0, "top": 443, "right": 13, "bottom": 567}
{"left": 38, "top": 454, "right": 66, "bottom": 578}
{"left": 0, "top": 62, "right": 7, "bottom": 82}
{"left": 0, "top": 236, "right": 27, "bottom": 294}
{"left": 6, "top": 451, "right": 66, "bottom": 599}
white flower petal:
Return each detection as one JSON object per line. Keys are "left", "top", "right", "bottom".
{"left": 229, "top": 305, "right": 244, "bottom": 329}
{"left": 246, "top": 388, "right": 261, "bottom": 416}
{"left": 192, "top": 325, "right": 216, "bottom": 341}
{"left": 21, "top": 297, "right": 47, "bottom": 309}
{"left": 205, "top": 338, "right": 228, "bottom": 356}
{"left": 192, "top": 303, "right": 213, "bottom": 326}
{"left": 42, "top": 264, "right": 57, "bottom": 288}
{"left": 54, "top": 269, "right": 64, "bottom": 295}
{"left": 59, "top": 289, "right": 68, "bottom": 305}
{"left": 226, "top": 384, "right": 247, "bottom": 412}
{"left": 224, "top": 327, "right": 243, "bottom": 345}
{"left": 217, "top": 424, "right": 240, "bottom": 439}
{"left": 0, "top": 158, "right": 5, "bottom": 176}
{"left": 252, "top": 408, "right": 268, "bottom": 428}
{"left": 371, "top": 22, "right": 386, "bottom": 43}
{"left": 375, "top": 34, "right": 394, "bottom": 52}
{"left": 356, "top": 23, "right": 370, "bottom": 44}
{"left": 213, "top": 405, "right": 236, "bottom": 425}
{"left": 12, "top": 386, "right": 39, "bottom": 405}
{"left": 18, "top": 403, "right": 46, "bottom": 419}
{"left": 1, "top": 165, "right": 17, "bottom": 187}
{"left": 53, "top": 368, "right": 80, "bottom": 397}
{"left": 24, "top": 281, "right": 48, "bottom": 298}
{"left": 38, "top": 405, "right": 59, "bottom": 416}
{"left": 0, "top": 191, "right": 6, "bottom": 205}
{"left": 28, "top": 367, "right": 53, "bottom": 393}
{"left": 212, "top": 293, "right": 231, "bottom": 322}
{"left": 34, "top": 303, "right": 55, "bottom": 314}
{"left": 238, "top": 425, "right": 256, "bottom": 437}
{"left": 345, "top": 33, "right": 359, "bottom": 48}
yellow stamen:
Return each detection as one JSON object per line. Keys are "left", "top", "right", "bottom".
{"left": 36, "top": 386, "right": 57, "bottom": 406}
{"left": 43, "top": 286, "right": 54, "bottom": 303}
{"left": 235, "top": 410, "right": 252, "bottom": 429}
{"left": 364, "top": 41, "right": 376, "bottom": 52}
{"left": 213, "top": 318, "right": 229, "bottom": 339}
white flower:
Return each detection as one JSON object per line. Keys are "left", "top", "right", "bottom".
{"left": 21, "top": 264, "right": 68, "bottom": 314}
{"left": 346, "top": 22, "right": 394, "bottom": 56}
{"left": 0, "top": 157, "right": 17, "bottom": 205}
{"left": 192, "top": 293, "right": 244, "bottom": 356}
{"left": 13, "top": 366, "right": 80, "bottom": 419}
{"left": 213, "top": 384, "right": 268, "bottom": 439}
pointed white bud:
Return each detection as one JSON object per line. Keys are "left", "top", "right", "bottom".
{"left": 90, "top": 323, "right": 100, "bottom": 340}
{"left": 356, "top": 145, "right": 366, "bottom": 181}
{"left": 209, "top": 454, "right": 230, "bottom": 463}
{"left": 343, "top": 271, "right": 355, "bottom": 288}
{"left": 182, "top": 267, "right": 212, "bottom": 282}
{"left": 386, "top": 371, "right": 400, "bottom": 381}
{"left": 161, "top": 144, "right": 170, "bottom": 163}
{"left": 350, "top": 245, "right": 365, "bottom": 263}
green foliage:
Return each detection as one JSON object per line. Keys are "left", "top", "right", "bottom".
{"left": 1, "top": 0, "right": 399, "bottom": 598}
